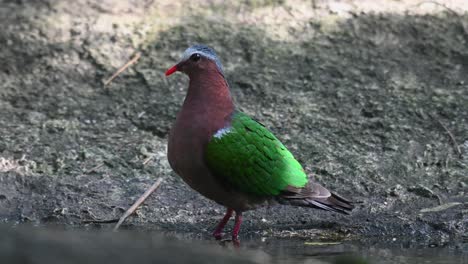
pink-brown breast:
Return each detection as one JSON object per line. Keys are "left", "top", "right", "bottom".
{"left": 167, "top": 65, "right": 266, "bottom": 211}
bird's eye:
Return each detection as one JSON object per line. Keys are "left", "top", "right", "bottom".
{"left": 190, "top": 53, "right": 201, "bottom": 62}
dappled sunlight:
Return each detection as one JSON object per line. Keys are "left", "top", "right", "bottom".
{"left": 45, "top": 0, "right": 468, "bottom": 48}
{"left": 138, "top": 0, "right": 468, "bottom": 42}
{"left": 0, "top": 156, "right": 35, "bottom": 175}
{"left": 0, "top": 1, "right": 467, "bottom": 263}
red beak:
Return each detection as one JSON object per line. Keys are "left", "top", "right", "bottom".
{"left": 165, "top": 65, "right": 178, "bottom": 76}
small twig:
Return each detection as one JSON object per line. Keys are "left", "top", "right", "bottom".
{"left": 281, "top": 5, "right": 297, "bottom": 20}
{"left": 85, "top": 163, "right": 104, "bottom": 173}
{"left": 104, "top": 52, "right": 142, "bottom": 86}
{"left": 113, "top": 178, "right": 163, "bottom": 231}
{"left": 82, "top": 218, "right": 119, "bottom": 224}
{"left": 414, "top": 1, "right": 468, "bottom": 37}
{"left": 413, "top": 1, "right": 459, "bottom": 16}
{"left": 142, "top": 155, "right": 154, "bottom": 165}
{"left": 435, "top": 119, "right": 462, "bottom": 158}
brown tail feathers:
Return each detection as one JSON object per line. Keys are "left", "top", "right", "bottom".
{"left": 278, "top": 182, "right": 354, "bottom": 215}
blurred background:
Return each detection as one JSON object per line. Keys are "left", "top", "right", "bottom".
{"left": 0, "top": 0, "right": 467, "bottom": 263}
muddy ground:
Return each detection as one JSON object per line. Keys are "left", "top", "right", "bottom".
{"left": 0, "top": 0, "right": 467, "bottom": 253}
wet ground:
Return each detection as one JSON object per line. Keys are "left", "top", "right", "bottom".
{"left": 0, "top": 0, "right": 467, "bottom": 263}
{"left": 0, "top": 224, "right": 466, "bottom": 264}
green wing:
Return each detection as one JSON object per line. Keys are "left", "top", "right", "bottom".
{"left": 205, "top": 112, "right": 307, "bottom": 196}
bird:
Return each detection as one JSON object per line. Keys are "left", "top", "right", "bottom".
{"left": 165, "top": 44, "right": 353, "bottom": 243}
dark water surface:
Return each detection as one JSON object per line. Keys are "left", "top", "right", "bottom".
{"left": 1, "top": 225, "right": 466, "bottom": 264}
{"left": 240, "top": 236, "right": 468, "bottom": 264}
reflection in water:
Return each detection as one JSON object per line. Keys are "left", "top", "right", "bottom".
{"left": 237, "top": 235, "right": 467, "bottom": 264}
{"left": 171, "top": 231, "right": 467, "bottom": 264}
{"left": 152, "top": 228, "right": 467, "bottom": 264}
{"left": 0, "top": 225, "right": 466, "bottom": 264}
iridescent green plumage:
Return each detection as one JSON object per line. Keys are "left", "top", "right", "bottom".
{"left": 205, "top": 111, "right": 308, "bottom": 196}
{"left": 167, "top": 45, "right": 353, "bottom": 242}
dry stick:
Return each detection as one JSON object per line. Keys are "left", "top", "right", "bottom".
{"left": 142, "top": 155, "right": 154, "bottom": 165}
{"left": 414, "top": 1, "right": 468, "bottom": 36}
{"left": 113, "top": 177, "right": 163, "bottom": 231}
{"left": 85, "top": 162, "right": 105, "bottom": 173}
{"left": 414, "top": 1, "right": 459, "bottom": 15}
{"left": 435, "top": 119, "right": 462, "bottom": 158}
{"left": 104, "top": 52, "right": 142, "bottom": 86}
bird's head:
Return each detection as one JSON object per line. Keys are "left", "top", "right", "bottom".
{"left": 165, "top": 44, "right": 224, "bottom": 77}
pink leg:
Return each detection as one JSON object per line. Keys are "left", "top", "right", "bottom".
{"left": 212, "top": 208, "right": 233, "bottom": 240}
{"left": 232, "top": 211, "right": 243, "bottom": 243}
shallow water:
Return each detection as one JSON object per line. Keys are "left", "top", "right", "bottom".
{"left": 240, "top": 236, "right": 467, "bottom": 264}
{"left": 0, "top": 225, "right": 466, "bottom": 264}
{"left": 173, "top": 232, "right": 468, "bottom": 264}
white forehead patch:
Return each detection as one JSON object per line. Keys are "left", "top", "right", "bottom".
{"left": 181, "top": 45, "right": 224, "bottom": 74}
{"left": 182, "top": 47, "right": 216, "bottom": 62}
{"left": 213, "top": 126, "right": 232, "bottom": 139}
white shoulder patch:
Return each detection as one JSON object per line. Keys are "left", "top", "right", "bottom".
{"left": 213, "top": 126, "right": 232, "bottom": 139}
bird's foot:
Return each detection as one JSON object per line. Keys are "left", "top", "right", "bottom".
{"left": 213, "top": 231, "right": 223, "bottom": 240}
{"left": 217, "top": 238, "right": 240, "bottom": 248}
{"left": 212, "top": 209, "right": 242, "bottom": 248}
{"left": 212, "top": 208, "right": 234, "bottom": 240}
{"left": 232, "top": 237, "right": 240, "bottom": 248}
{"left": 231, "top": 212, "right": 242, "bottom": 248}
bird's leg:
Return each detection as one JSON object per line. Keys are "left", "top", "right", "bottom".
{"left": 232, "top": 211, "right": 243, "bottom": 244}
{"left": 212, "top": 208, "right": 233, "bottom": 240}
